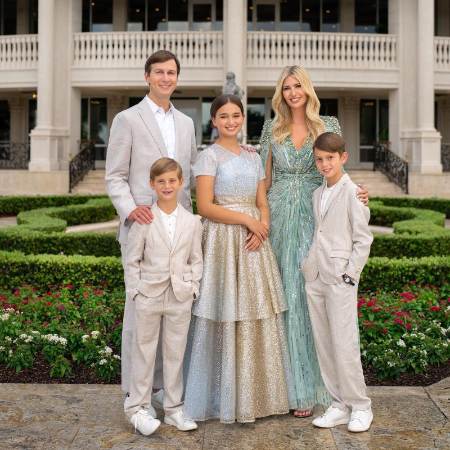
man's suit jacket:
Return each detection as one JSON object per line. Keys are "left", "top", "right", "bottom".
{"left": 125, "top": 205, "right": 203, "bottom": 302}
{"left": 105, "top": 98, "right": 197, "bottom": 244}
{"left": 301, "top": 173, "right": 373, "bottom": 284}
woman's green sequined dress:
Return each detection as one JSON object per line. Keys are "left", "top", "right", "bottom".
{"left": 260, "top": 116, "right": 341, "bottom": 409}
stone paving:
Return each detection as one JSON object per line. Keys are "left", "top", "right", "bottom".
{"left": 0, "top": 378, "right": 449, "bottom": 450}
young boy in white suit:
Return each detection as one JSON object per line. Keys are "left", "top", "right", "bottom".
{"left": 124, "top": 158, "right": 203, "bottom": 436}
{"left": 301, "top": 132, "right": 374, "bottom": 433}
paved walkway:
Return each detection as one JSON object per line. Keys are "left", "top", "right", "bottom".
{"left": 1, "top": 378, "right": 448, "bottom": 449}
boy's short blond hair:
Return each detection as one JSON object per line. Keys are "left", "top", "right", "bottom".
{"left": 150, "top": 157, "right": 183, "bottom": 180}
{"left": 313, "top": 132, "right": 346, "bottom": 155}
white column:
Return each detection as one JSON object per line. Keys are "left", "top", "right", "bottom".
{"left": 340, "top": 0, "right": 355, "bottom": 33}
{"left": 407, "top": 0, "right": 442, "bottom": 173}
{"left": 224, "top": 0, "right": 247, "bottom": 142}
{"left": 340, "top": 97, "right": 360, "bottom": 168}
{"left": 29, "top": 0, "right": 82, "bottom": 172}
{"left": 113, "top": 0, "right": 128, "bottom": 31}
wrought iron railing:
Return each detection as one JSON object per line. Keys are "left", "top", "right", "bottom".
{"left": 373, "top": 143, "right": 409, "bottom": 194}
{"left": 442, "top": 143, "right": 450, "bottom": 172}
{"left": 69, "top": 140, "right": 95, "bottom": 192}
{"left": 0, "top": 142, "right": 30, "bottom": 169}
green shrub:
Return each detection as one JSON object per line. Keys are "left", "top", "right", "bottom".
{"left": 0, "top": 194, "right": 107, "bottom": 216}
{"left": 16, "top": 198, "right": 116, "bottom": 232}
{"left": 372, "top": 197, "right": 450, "bottom": 218}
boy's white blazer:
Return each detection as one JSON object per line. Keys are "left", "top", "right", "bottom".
{"left": 125, "top": 205, "right": 203, "bottom": 302}
{"left": 302, "top": 173, "right": 373, "bottom": 284}
{"left": 105, "top": 98, "right": 197, "bottom": 244}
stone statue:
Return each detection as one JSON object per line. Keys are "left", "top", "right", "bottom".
{"left": 210, "top": 72, "right": 245, "bottom": 142}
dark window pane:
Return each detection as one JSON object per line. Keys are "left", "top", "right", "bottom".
{"left": 29, "top": 0, "right": 38, "bottom": 34}
{"left": 82, "top": 0, "right": 90, "bottom": 32}
{"left": 280, "top": 0, "right": 300, "bottom": 31}
{"left": 378, "top": 0, "right": 388, "bottom": 33}
{"left": 319, "top": 99, "right": 338, "bottom": 117}
{"left": 91, "top": 0, "right": 113, "bottom": 32}
{"left": 90, "top": 98, "right": 108, "bottom": 160}
{"left": 322, "top": 0, "right": 340, "bottom": 32}
{"left": 168, "top": 0, "right": 188, "bottom": 30}
{"left": 216, "top": 0, "right": 223, "bottom": 21}
{"left": 0, "top": 100, "right": 10, "bottom": 142}
{"left": 28, "top": 98, "right": 37, "bottom": 135}
{"left": 360, "top": 99, "right": 376, "bottom": 162}
{"left": 2, "top": 0, "right": 17, "bottom": 35}
{"left": 202, "top": 98, "right": 214, "bottom": 144}
{"left": 247, "top": 0, "right": 253, "bottom": 29}
{"left": 378, "top": 99, "right": 389, "bottom": 142}
{"left": 247, "top": 99, "right": 265, "bottom": 144}
{"left": 302, "top": 0, "right": 320, "bottom": 32}
{"left": 128, "top": 0, "right": 145, "bottom": 31}
{"left": 256, "top": 4, "right": 275, "bottom": 31}
{"left": 148, "top": 0, "right": 166, "bottom": 31}
{"left": 355, "top": 0, "right": 387, "bottom": 34}
{"left": 129, "top": 97, "right": 142, "bottom": 107}
{"left": 81, "top": 98, "right": 89, "bottom": 141}
{"left": 193, "top": 4, "right": 212, "bottom": 31}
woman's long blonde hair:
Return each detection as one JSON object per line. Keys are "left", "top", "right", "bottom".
{"left": 271, "top": 66, "right": 324, "bottom": 144}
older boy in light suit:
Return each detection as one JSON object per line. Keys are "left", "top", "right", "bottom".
{"left": 301, "top": 132, "right": 374, "bottom": 433}
{"left": 124, "top": 158, "right": 203, "bottom": 436}
{"left": 105, "top": 50, "right": 197, "bottom": 395}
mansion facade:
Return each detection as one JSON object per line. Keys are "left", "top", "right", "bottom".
{"left": 0, "top": 0, "right": 449, "bottom": 195}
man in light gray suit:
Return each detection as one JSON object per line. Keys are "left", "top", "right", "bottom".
{"left": 105, "top": 50, "right": 197, "bottom": 395}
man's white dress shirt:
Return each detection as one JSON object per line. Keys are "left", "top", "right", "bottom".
{"left": 156, "top": 204, "right": 178, "bottom": 245}
{"left": 145, "top": 95, "right": 176, "bottom": 159}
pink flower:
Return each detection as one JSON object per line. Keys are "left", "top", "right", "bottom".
{"left": 400, "top": 292, "right": 415, "bottom": 302}
{"left": 56, "top": 304, "right": 65, "bottom": 311}
{"left": 405, "top": 323, "right": 412, "bottom": 330}
{"left": 382, "top": 328, "right": 389, "bottom": 335}
{"left": 394, "top": 318, "right": 404, "bottom": 325}
{"left": 367, "top": 299, "right": 376, "bottom": 307}
{"left": 430, "top": 305, "right": 441, "bottom": 312}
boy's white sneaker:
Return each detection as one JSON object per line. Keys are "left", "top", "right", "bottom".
{"left": 312, "top": 406, "right": 350, "bottom": 428}
{"left": 348, "top": 409, "right": 373, "bottom": 432}
{"left": 130, "top": 409, "right": 161, "bottom": 436}
{"left": 164, "top": 410, "right": 198, "bottom": 431}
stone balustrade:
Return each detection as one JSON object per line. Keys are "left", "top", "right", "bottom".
{"left": 0, "top": 34, "right": 38, "bottom": 69}
{"left": 435, "top": 37, "right": 450, "bottom": 70}
{"left": 247, "top": 32, "right": 398, "bottom": 69}
{"left": 73, "top": 31, "right": 223, "bottom": 68}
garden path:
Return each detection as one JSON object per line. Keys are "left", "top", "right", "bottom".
{"left": 1, "top": 377, "right": 448, "bottom": 449}
{"left": 0, "top": 216, "right": 16, "bottom": 228}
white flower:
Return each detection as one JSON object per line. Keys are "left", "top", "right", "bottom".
{"left": 387, "top": 361, "right": 395, "bottom": 367}
{"left": 397, "top": 339, "right": 406, "bottom": 348}
{"left": 5, "top": 336, "right": 12, "bottom": 342}
{"left": 440, "top": 327, "right": 447, "bottom": 336}
{"left": 0, "top": 346, "right": 4, "bottom": 351}
{"left": 98, "top": 359, "right": 107, "bottom": 365}
{"left": 91, "top": 331, "right": 100, "bottom": 339}
{"left": 31, "top": 331, "right": 40, "bottom": 335}
{"left": 8, "top": 350, "right": 12, "bottom": 356}
{"left": 42, "top": 334, "right": 67, "bottom": 345}
{"left": 19, "top": 334, "right": 33, "bottom": 343}
{"left": 113, "top": 354, "right": 121, "bottom": 360}
{"left": 99, "top": 346, "right": 112, "bottom": 356}
{"left": 81, "top": 335, "right": 89, "bottom": 342}
{"left": 1, "top": 313, "right": 10, "bottom": 321}
{"left": 5, "top": 308, "right": 15, "bottom": 313}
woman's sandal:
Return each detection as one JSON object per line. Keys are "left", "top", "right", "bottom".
{"left": 293, "top": 409, "right": 313, "bottom": 418}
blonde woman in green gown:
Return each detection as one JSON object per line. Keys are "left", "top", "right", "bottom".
{"left": 260, "top": 66, "right": 368, "bottom": 418}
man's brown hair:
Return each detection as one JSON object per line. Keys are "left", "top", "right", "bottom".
{"left": 313, "top": 132, "right": 346, "bottom": 155}
{"left": 144, "top": 50, "right": 180, "bottom": 75}
{"left": 150, "top": 157, "right": 183, "bottom": 181}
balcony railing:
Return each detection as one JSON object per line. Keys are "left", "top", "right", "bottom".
{"left": 435, "top": 37, "right": 450, "bottom": 70}
{"left": 0, "top": 34, "right": 38, "bottom": 69}
{"left": 442, "top": 143, "right": 450, "bottom": 172}
{"left": 73, "top": 31, "right": 223, "bottom": 68}
{"left": 373, "top": 143, "right": 408, "bottom": 194}
{"left": 0, "top": 142, "right": 30, "bottom": 169}
{"left": 247, "top": 32, "right": 397, "bottom": 69}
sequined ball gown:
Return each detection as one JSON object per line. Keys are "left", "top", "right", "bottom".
{"left": 184, "top": 143, "right": 295, "bottom": 423}
{"left": 259, "top": 116, "right": 342, "bottom": 410}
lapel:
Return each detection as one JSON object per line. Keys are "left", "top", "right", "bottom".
{"left": 173, "top": 108, "right": 183, "bottom": 160}
{"left": 171, "top": 204, "right": 187, "bottom": 253}
{"left": 151, "top": 207, "right": 171, "bottom": 251}
{"left": 321, "top": 173, "right": 349, "bottom": 222}
{"left": 136, "top": 98, "right": 167, "bottom": 157}
{"left": 315, "top": 182, "right": 325, "bottom": 223}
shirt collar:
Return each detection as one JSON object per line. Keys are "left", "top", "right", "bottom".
{"left": 145, "top": 95, "right": 174, "bottom": 116}
{"left": 156, "top": 204, "right": 178, "bottom": 219}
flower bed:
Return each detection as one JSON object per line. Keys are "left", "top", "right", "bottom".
{"left": 0, "top": 285, "right": 123, "bottom": 382}
{"left": 0, "top": 282, "right": 448, "bottom": 383}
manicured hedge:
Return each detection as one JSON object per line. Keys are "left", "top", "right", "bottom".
{"left": 372, "top": 197, "right": 450, "bottom": 218}
{"left": 16, "top": 198, "right": 116, "bottom": 232}
{"left": 0, "top": 250, "right": 448, "bottom": 292}
{"left": 0, "top": 194, "right": 107, "bottom": 216}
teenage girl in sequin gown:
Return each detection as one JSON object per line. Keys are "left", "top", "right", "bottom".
{"left": 183, "top": 94, "right": 294, "bottom": 424}
{"left": 259, "top": 66, "right": 367, "bottom": 418}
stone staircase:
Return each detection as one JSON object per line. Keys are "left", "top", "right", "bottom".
{"left": 71, "top": 170, "right": 107, "bottom": 195}
{"left": 72, "top": 169, "right": 406, "bottom": 197}
{"left": 347, "top": 170, "right": 406, "bottom": 197}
